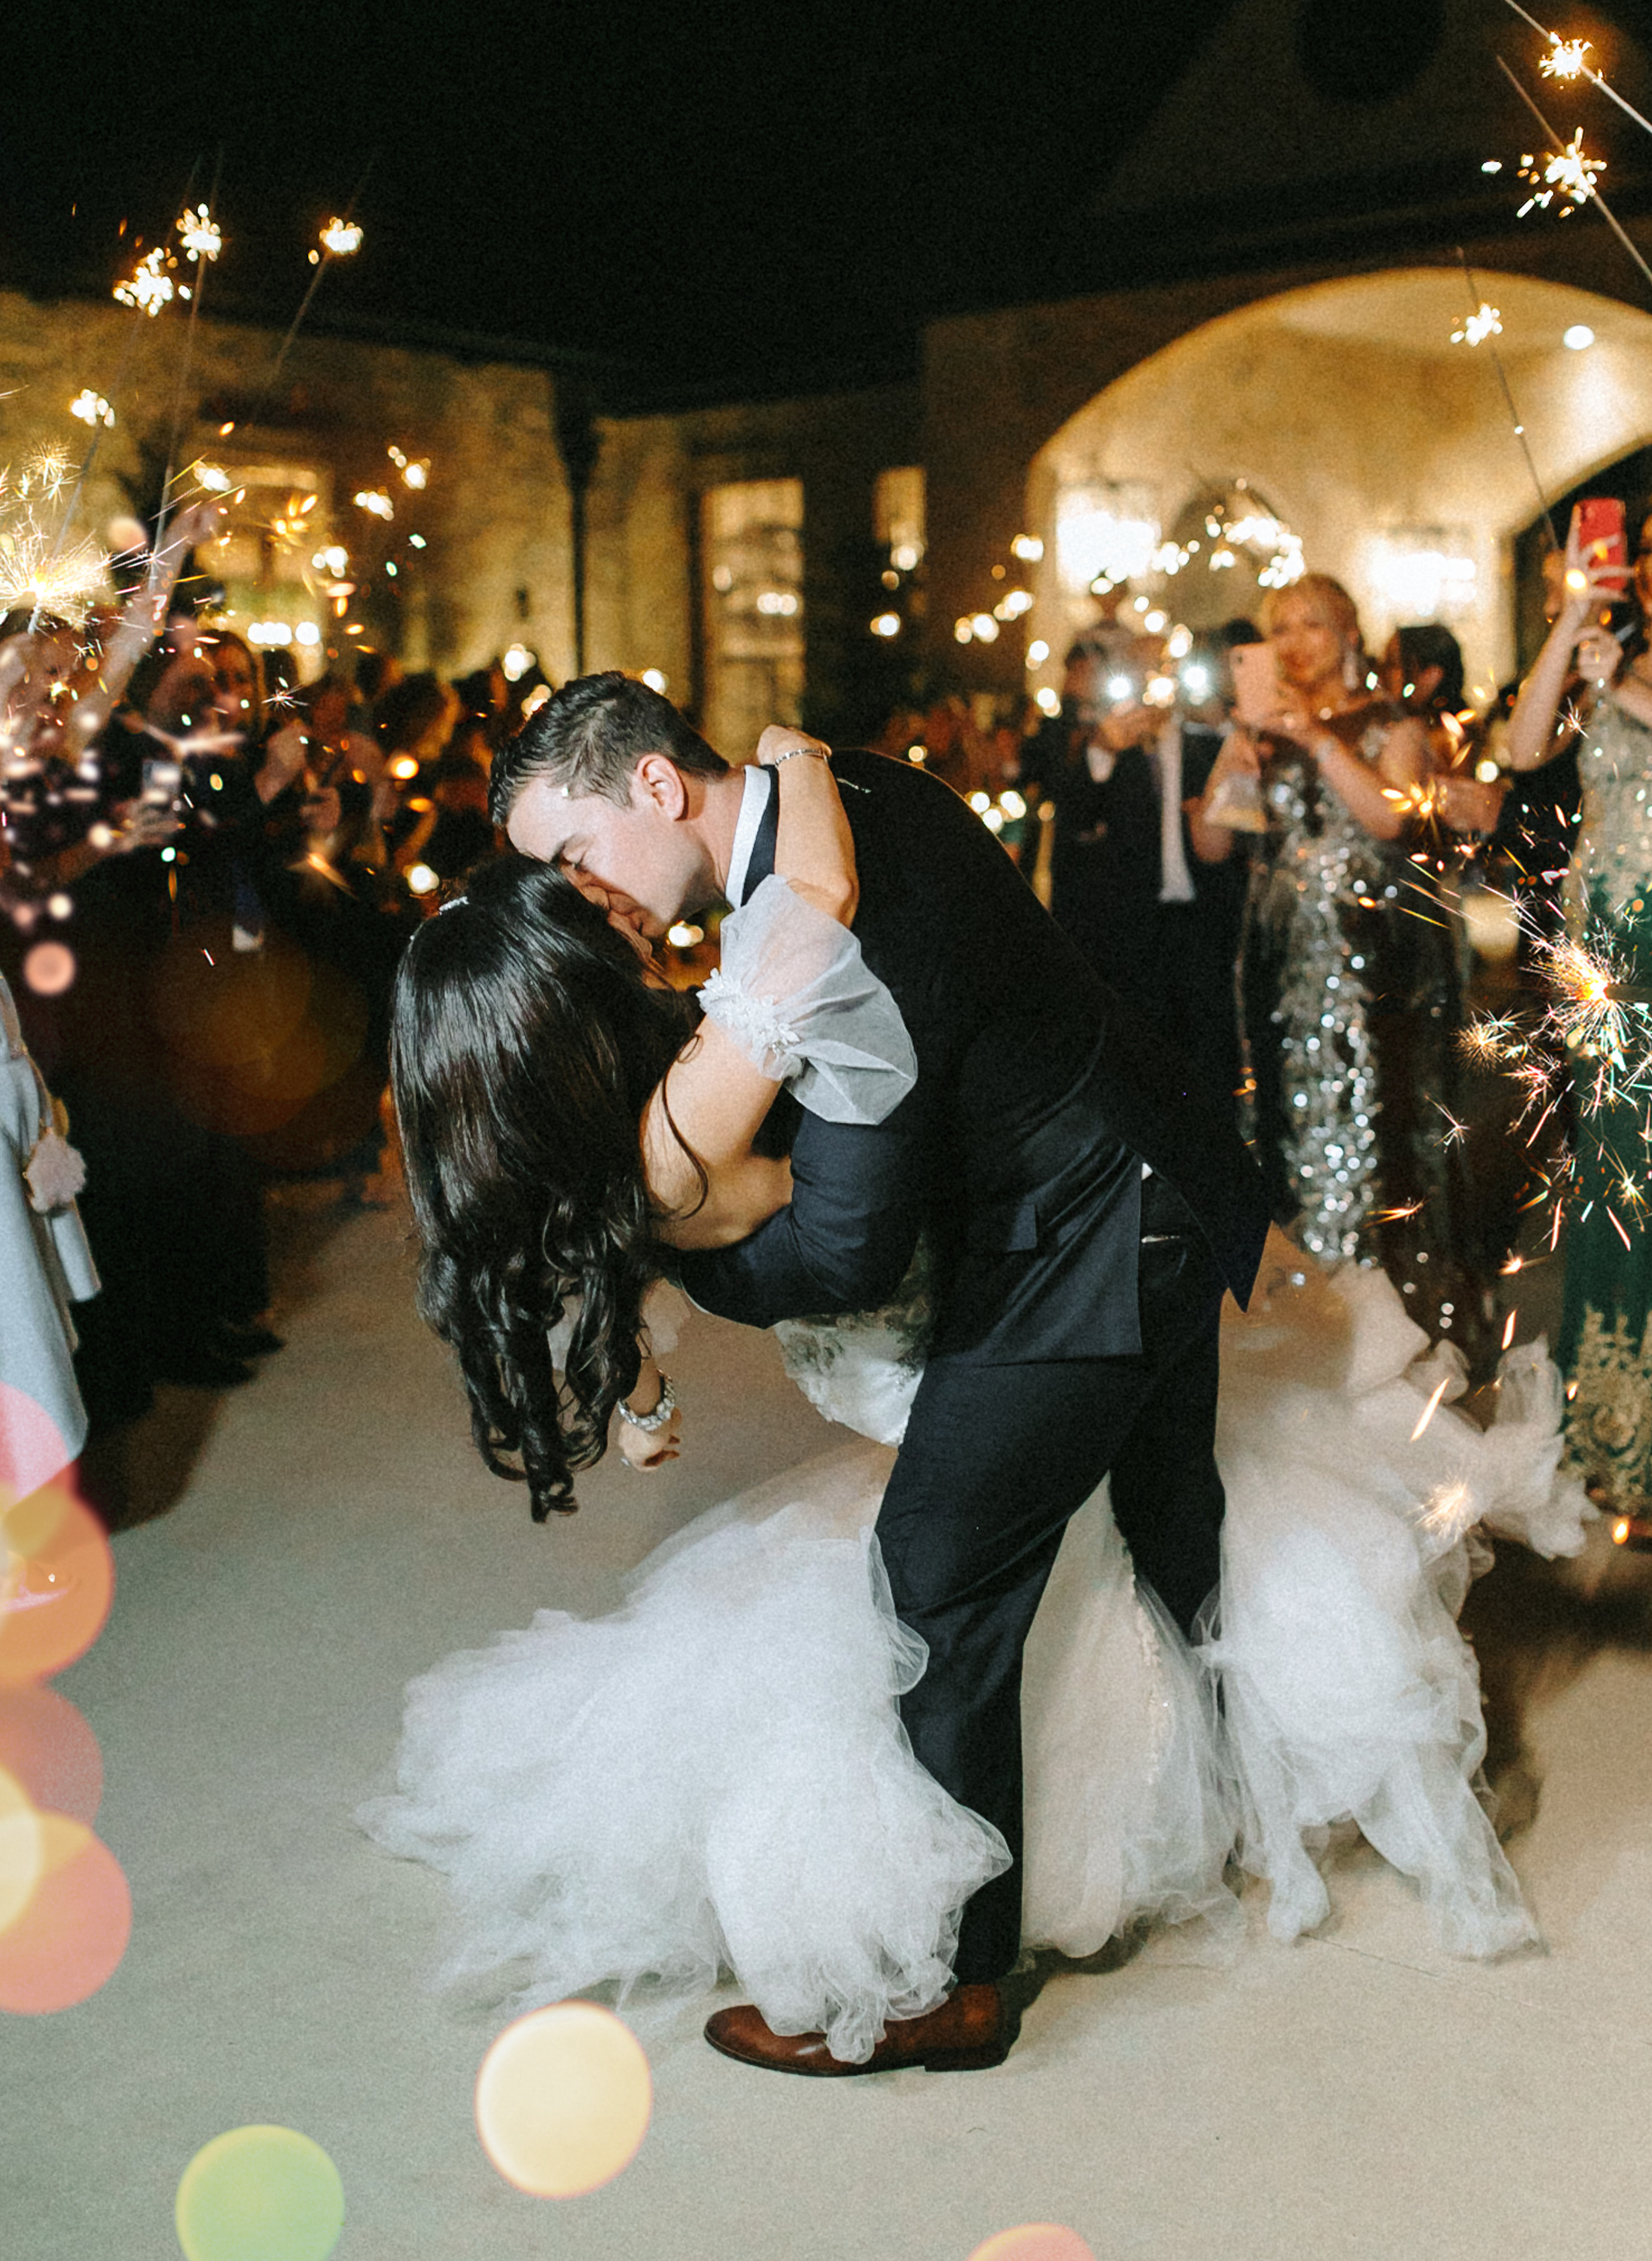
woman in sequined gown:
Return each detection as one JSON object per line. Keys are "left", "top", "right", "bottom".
{"left": 1192, "top": 576, "right": 1488, "bottom": 1364}
{"left": 1507, "top": 513, "right": 1652, "bottom": 1514}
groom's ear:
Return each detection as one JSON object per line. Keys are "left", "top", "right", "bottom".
{"left": 634, "top": 753, "right": 691, "bottom": 822}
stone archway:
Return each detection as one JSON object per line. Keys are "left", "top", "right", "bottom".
{"left": 1026, "top": 267, "right": 1652, "bottom": 701}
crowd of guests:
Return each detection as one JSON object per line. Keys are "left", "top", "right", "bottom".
{"left": 992, "top": 529, "right": 1652, "bottom": 1521}
{"left": 5, "top": 503, "right": 1651, "bottom": 1529}
{"left": 0, "top": 548, "right": 548, "bottom": 1471}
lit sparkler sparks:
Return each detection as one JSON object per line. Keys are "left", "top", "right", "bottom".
{"left": 113, "top": 247, "right": 175, "bottom": 316}
{"left": 1419, "top": 1480, "right": 1477, "bottom": 1546}
{"left": 1451, "top": 301, "right": 1503, "bottom": 345}
{"left": 1537, "top": 932, "right": 1641, "bottom": 1063}
{"left": 1517, "top": 130, "right": 1606, "bottom": 217}
{"left": 1540, "top": 34, "right": 1591, "bottom": 80}
{"left": 0, "top": 498, "right": 110, "bottom": 626}
{"left": 353, "top": 488, "right": 394, "bottom": 521}
{"left": 318, "top": 218, "right": 363, "bottom": 258}
{"left": 1410, "top": 1374, "right": 1453, "bottom": 1443}
{"left": 175, "top": 203, "right": 223, "bottom": 264}
{"left": 68, "top": 389, "right": 114, "bottom": 430}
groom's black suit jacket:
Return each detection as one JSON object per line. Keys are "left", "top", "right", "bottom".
{"left": 678, "top": 750, "right": 1270, "bottom": 1358}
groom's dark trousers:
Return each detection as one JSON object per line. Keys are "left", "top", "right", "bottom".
{"left": 680, "top": 752, "right": 1272, "bottom": 1986}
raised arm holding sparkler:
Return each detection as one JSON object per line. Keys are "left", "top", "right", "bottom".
{"left": 1505, "top": 515, "right": 1635, "bottom": 773}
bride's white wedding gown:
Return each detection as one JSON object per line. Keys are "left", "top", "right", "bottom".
{"left": 359, "top": 874, "right": 1593, "bottom": 2063}
{"left": 359, "top": 1255, "right": 1590, "bottom": 2061}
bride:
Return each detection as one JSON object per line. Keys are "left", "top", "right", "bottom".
{"left": 361, "top": 741, "right": 1591, "bottom": 2066}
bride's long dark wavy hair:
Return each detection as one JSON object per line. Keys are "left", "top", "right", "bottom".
{"left": 391, "top": 854, "right": 700, "bottom": 1520}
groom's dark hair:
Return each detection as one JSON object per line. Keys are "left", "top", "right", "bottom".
{"left": 490, "top": 670, "right": 728, "bottom": 822}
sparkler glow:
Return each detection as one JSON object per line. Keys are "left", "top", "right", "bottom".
{"left": 353, "top": 488, "right": 393, "bottom": 522}
{"left": 67, "top": 391, "right": 113, "bottom": 430}
{"left": 0, "top": 477, "right": 110, "bottom": 625}
{"left": 1540, "top": 35, "right": 1591, "bottom": 80}
{"left": 175, "top": 203, "right": 222, "bottom": 263}
{"left": 113, "top": 247, "right": 174, "bottom": 316}
{"left": 1419, "top": 1480, "right": 1476, "bottom": 1545}
{"left": 1451, "top": 301, "right": 1503, "bottom": 346}
{"left": 319, "top": 217, "right": 363, "bottom": 257}
{"left": 1517, "top": 130, "right": 1606, "bottom": 217}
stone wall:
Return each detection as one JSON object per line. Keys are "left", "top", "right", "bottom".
{"left": 0, "top": 288, "right": 573, "bottom": 680}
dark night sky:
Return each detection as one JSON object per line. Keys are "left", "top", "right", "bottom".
{"left": 5, "top": 1, "right": 1235, "bottom": 395}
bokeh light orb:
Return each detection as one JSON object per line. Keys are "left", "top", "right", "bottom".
{"left": 0, "top": 1685, "right": 102, "bottom": 1825}
{"left": 0, "top": 1381, "right": 72, "bottom": 1506}
{"left": 22, "top": 942, "right": 76, "bottom": 996}
{"left": 0, "top": 1813, "right": 129, "bottom": 2011}
{"left": 0, "top": 1764, "right": 44, "bottom": 1935}
{"left": 175, "top": 2126, "right": 345, "bottom": 2261}
{"left": 0, "top": 1480, "right": 114, "bottom": 1685}
{"left": 475, "top": 2003, "right": 652, "bottom": 2198}
{"left": 969, "top": 2230, "right": 1096, "bottom": 2261}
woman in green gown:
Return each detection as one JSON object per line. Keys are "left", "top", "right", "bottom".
{"left": 1509, "top": 513, "right": 1652, "bottom": 1514}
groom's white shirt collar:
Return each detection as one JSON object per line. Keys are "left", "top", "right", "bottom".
{"left": 723, "top": 763, "right": 773, "bottom": 909}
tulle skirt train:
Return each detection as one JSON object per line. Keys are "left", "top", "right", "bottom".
{"left": 359, "top": 1262, "right": 1592, "bottom": 2058}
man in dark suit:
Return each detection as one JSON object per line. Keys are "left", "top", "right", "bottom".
{"left": 496, "top": 673, "right": 1271, "bottom": 2077}
{"left": 1051, "top": 640, "right": 1246, "bottom": 1108}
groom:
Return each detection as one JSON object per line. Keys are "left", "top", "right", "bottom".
{"left": 494, "top": 672, "right": 1272, "bottom": 2074}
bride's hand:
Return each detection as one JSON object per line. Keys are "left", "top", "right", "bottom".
{"left": 755, "top": 724, "right": 830, "bottom": 766}
{"left": 617, "top": 1386, "right": 682, "bottom": 1470}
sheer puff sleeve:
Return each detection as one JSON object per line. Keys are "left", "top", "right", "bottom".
{"left": 697, "top": 875, "right": 916, "bottom": 1125}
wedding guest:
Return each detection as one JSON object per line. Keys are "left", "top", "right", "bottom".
{"left": 1192, "top": 574, "right": 1489, "bottom": 1365}
{"left": 1505, "top": 509, "right": 1652, "bottom": 1518}
{"left": 1052, "top": 638, "right": 1244, "bottom": 1103}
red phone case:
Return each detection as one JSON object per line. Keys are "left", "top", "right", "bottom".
{"left": 1576, "top": 498, "right": 1629, "bottom": 593}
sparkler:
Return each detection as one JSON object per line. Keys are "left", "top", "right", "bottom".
{"left": 0, "top": 469, "right": 111, "bottom": 625}
{"left": 1497, "top": 59, "right": 1652, "bottom": 295}
{"left": 1455, "top": 250, "right": 1555, "bottom": 547}
{"left": 68, "top": 391, "right": 113, "bottom": 430}
{"left": 1451, "top": 301, "right": 1503, "bottom": 345}
{"left": 1499, "top": 3, "right": 1652, "bottom": 142}
{"left": 247, "top": 161, "right": 376, "bottom": 427}
{"left": 1516, "top": 128, "right": 1606, "bottom": 217}
{"left": 112, "top": 247, "right": 174, "bottom": 317}
{"left": 175, "top": 203, "right": 223, "bottom": 266}
{"left": 1540, "top": 36, "right": 1591, "bottom": 81}
{"left": 315, "top": 217, "right": 363, "bottom": 260}
{"left": 150, "top": 182, "right": 224, "bottom": 579}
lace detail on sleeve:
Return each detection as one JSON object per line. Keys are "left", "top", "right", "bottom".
{"left": 701, "top": 874, "right": 916, "bottom": 1125}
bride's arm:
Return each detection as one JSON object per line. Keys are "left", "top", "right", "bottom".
{"left": 642, "top": 1022, "right": 795, "bottom": 1249}
{"left": 753, "top": 725, "right": 858, "bottom": 925}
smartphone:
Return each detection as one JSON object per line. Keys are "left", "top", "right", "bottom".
{"left": 1574, "top": 498, "right": 1629, "bottom": 597}
{"left": 1229, "top": 641, "right": 1281, "bottom": 727}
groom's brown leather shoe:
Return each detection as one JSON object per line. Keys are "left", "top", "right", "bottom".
{"left": 704, "top": 1982, "right": 1010, "bottom": 2075}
